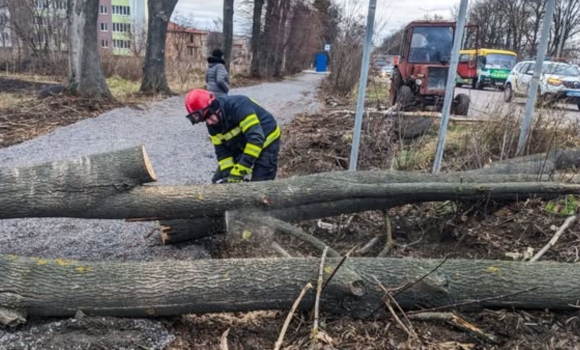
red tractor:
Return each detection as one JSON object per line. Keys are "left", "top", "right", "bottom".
{"left": 389, "top": 20, "right": 474, "bottom": 116}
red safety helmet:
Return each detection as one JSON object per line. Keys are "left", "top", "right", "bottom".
{"left": 184, "top": 89, "right": 219, "bottom": 124}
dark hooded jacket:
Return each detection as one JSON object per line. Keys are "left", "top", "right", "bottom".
{"left": 206, "top": 56, "right": 230, "bottom": 98}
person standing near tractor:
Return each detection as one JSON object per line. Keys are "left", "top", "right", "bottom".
{"left": 184, "top": 89, "right": 281, "bottom": 183}
{"left": 205, "top": 49, "right": 230, "bottom": 98}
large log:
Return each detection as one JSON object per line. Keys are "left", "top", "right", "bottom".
{"left": 468, "top": 149, "right": 580, "bottom": 175}
{"left": 1, "top": 254, "right": 579, "bottom": 320}
{"left": 2, "top": 163, "right": 579, "bottom": 220}
{"left": 0, "top": 145, "right": 157, "bottom": 217}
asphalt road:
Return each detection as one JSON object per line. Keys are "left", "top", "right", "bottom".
{"left": 454, "top": 85, "right": 580, "bottom": 120}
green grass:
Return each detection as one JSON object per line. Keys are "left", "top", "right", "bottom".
{"left": 106, "top": 76, "right": 141, "bottom": 98}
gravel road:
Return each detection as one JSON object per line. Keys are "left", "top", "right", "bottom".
{"left": 0, "top": 72, "right": 323, "bottom": 350}
{"left": 0, "top": 72, "right": 323, "bottom": 263}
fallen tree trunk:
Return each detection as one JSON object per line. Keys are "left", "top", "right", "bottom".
{"left": 3, "top": 158, "right": 579, "bottom": 220}
{"left": 0, "top": 145, "right": 157, "bottom": 217}
{"left": 469, "top": 149, "right": 580, "bottom": 175}
{"left": 1, "top": 254, "right": 579, "bottom": 321}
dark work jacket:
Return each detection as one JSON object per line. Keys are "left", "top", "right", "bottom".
{"left": 207, "top": 95, "right": 280, "bottom": 175}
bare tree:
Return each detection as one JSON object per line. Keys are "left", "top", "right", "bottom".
{"left": 249, "top": 0, "right": 264, "bottom": 77}
{"left": 126, "top": 18, "right": 148, "bottom": 57}
{"left": 1, "top": 0, "right": 68, "bottom": 72}
{"left": 223, "top": 0, "right": 234, "bottom": 71}
{"left": 67, "top": 0, "right": 110, "bottom": 97}
{"left": 140, "top": 0, "right": 179, "bottom": 95}
{"left": 285, "top": 1, "right": 323, "bottom": 75}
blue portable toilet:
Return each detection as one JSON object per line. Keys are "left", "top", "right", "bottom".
{"left": 315, "top": 52, "right": 328, "bottom": 72}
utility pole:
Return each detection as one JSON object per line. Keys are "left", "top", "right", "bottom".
{"left": 556, "top": 0, "right": 572, "bottom": 57}
{"left": 517, "top": 0, "right": 556, "bottom": 156}
{"left": 431, "top": 0, "right": 469, "bottom": 173}
{"left": 348, "top": 0, "right": 377, "bottom": 171}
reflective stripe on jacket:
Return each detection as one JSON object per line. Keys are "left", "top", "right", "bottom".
{"left": 207, "top": 95, "right": 280, "bottom": 175}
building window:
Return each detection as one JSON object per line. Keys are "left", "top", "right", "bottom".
{"left": 33, "top": 0, "right": 48, "bottom": 9}
{"left": 100, "top": 5, "right": 108, "bottom": 14}
{"left": 53, "top": 0, "right": 66, "bottom": 10}
{"left": 188, "top": 47, "right": 194, "bottom": 56}
{"left": 112, "top": 22, "right": 131, "bottom": 33}
{"left": 100, "top": 23, "right": 107, "bottom": 31}
{"left": 101, "top": 39, "right": 108, "bottom": 48}
{"left": 112, "top": 5, "right": 131, "bottom": 16}
{"left": 113, "top": 39, "right": 131, "bottom": 49}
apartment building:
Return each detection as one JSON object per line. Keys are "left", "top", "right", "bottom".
{"left": 0, "top": 0, "right": 147, "bottom": 56}
{"left": 98, "top": 0, "right": 148, "bottom": 56}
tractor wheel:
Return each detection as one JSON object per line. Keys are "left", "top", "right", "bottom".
{"left": 476, "top": 80, "right": 484, "bottom": 90}
{"left": 504, "top": 83, "right": 514, "bottom": 103}
{"left": 396, "top": 86, "right": 412, "bottom": 110}
{"left": 452, "top": 93, "right": 470, "bottom": 116}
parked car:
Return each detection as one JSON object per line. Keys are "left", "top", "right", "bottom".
{"left": 380, "top": 65, "right": 394, "bottom": 78}
{"left": 503, "top": 60, "right": 580, "bottom": 111}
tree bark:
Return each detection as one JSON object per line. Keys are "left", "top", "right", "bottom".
{"left": 67, "top": 0, "right": 111, "bottom": 98}
{"left": 2, "top": 254, "right": 580, "bottom": 320}
{"left": 140, "top": 0, "right": 178, "bottom": 95}
{"left": 464, "top": 149, "right": 580, "bottom": 175}
{"left": 222, "top": 0, "right": 234, "bottom": 72}
{"left": 2, "top": 167, "right": 579, "bottom": 220}
{"left": 0, "top": 146, "right": 157, "bottom": 218}
{"left": 250, "top": 0, "right": 265, "bottom": 78}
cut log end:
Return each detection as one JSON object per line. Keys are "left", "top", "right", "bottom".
{"left": 141, "top": 146, "right": 158, "bottom": 182}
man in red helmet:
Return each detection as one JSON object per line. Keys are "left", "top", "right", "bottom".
{"left": 184, "top": 89, "right": 281, "bottom": 183}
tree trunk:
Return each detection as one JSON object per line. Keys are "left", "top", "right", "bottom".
{"left": 2, "top": 162, "right": 579, "bottom": 220}
{"left": 273, "top": 0, "right": 291, "bottom": 77}
{"left": 67, "top": 0, "right": 111, "bottom": 98}
{"left": 2, "top": 144, "right": 579, "bottom": 222}
{"left": 140, "top": 0, "right": 178, "bottom": 95}
{"left": 250, "top": 0, "right": 265, "bottom": 78}
{"left": 222, "top": 0, "right": 234, "bottom": 72}
{"left": 262, "top": 0, "right": 281, "bottom": 77}
{"left": 0, "top": 146, "right": 157, "bottom": 218}
{"left": 2, "top": 254, "right": 580, "bottom": 321}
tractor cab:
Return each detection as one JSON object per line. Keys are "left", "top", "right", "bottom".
{"left": 390, "top": 21, "right": 475, "bottom": 116}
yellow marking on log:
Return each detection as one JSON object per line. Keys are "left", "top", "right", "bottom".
{"left": 486, "top": 266, "right": 500, "bottom": 274}
{"left": 324, "top": 266, "right": 334, "bottom": 274}
{"left": 242, "top": 230, "right": 252, "bottom": 240}
{"left": 223, "top": 272, "right": 229, "bottom": 279}
{"left": 36, "top": 259, "right": 48, "bottom": 265}
{"left": 197, "top": 193, "right": 204, "bottom": 201}
{"left": 55, "top": 258, "right": 76, "bottom": 266}
{"left": 145, "top": 308, "right": 155, "bottom": 316}
{"left": 76, "top": 266, "right": 92, "bottom": 273}
{"left": 4, "top": 254, "right": 19, "bottom": 261}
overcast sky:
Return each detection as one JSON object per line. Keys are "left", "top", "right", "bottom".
{"left": 173, "top": 0, "right": 461, "bottom": 40}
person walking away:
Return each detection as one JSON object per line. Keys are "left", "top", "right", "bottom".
{"left": 184, "top": 89, "right": 281, "bottom": 183}
{"left": 205, "top": 49, "right": 230, "bottom": 98}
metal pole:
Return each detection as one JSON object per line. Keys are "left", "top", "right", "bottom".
{"left": 516, "top": 0, "right": 556, "bottom": 156}
{"left": 348, "top": 0, "right": 377, "bottom": 171}
{"left": 556, "top": 0, "right": 572, "bottom": 57}
{"left": 431, "top": 0, "right": 469, "bottom": 173}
